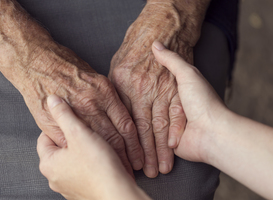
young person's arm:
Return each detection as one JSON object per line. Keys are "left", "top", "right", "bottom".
{"left": 152, "top": 41, "right": 273, "bottom": 199}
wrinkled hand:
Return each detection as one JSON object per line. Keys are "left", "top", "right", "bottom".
{"left": 108, "top": 3, "right": 194, "bottom": 177}
{"left": 21, "top": 43, "right": 144, "bottom": 176}
{"left": 37, "top": 95, "right": 150, "bottom": 200}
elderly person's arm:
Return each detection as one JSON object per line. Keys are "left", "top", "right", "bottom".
{"left": 0, "top": 0, "right": 144, "bottom": 176}
{"left": 109, "top": 0, "right": 211, "bottom": 178}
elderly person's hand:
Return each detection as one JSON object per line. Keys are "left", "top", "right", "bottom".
{"left": 109, "top": 0, "right": 211, "bottom": 177}
{"left": 0, "top": 0, "right": 144, "bottom": 177}
{"left": 37, "top": 95, "right": 150, "bottom": 200}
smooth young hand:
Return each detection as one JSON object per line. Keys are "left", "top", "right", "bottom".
{"left": 152, "top": 40, "right": 227, "bottom": 162}
{"left": 37, "top": 95, "right": 150, "bottom": 200}
{"left": 152, "top": 41, "right": 273, "bottom": 199}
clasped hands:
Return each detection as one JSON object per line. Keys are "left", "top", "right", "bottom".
{"left": 38, "top": 41, "right": 227, "bottom": 200}
{"left": 32, "top": 2, "right": 198, "bottom": 179}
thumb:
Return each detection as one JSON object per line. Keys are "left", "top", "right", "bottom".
{"left": 152, "top": 40, "right": 193, "bottom": 78}
{"left": 47, "top": 94, "right": 87, "bottom": 143}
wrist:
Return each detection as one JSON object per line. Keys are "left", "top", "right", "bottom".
{"left": 16, "top": 42, "right": 96, "bottom": 98}
{"left": 146, "top": 0, "right": 211, "bottom": 47}
{"left": 202, "top": 108, "right": 239, "bottom": 166}
{"left": 92, "top": 176, "right": 150, "bottom": 200}
{"left": 0, "top": 0, "right": 54, "bottom": 81}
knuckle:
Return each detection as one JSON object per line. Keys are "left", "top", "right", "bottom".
{"left": 112, "top": 66, "right": 126, "bottom": 86}
{"left": 48, "top": 182, "right": 58, "bottom": 193}
{"left": 118, "top": 64, "right": 154, "bottom": 94}
{"left": 169, "top": 104, "right": 184, "bottom": 116}
{"left": 185, "top": 66, "right": 201, "bottom": 77}
{"left": 118, "top": 117, "right": 136, "bottom": 136}
{"left": 39, "top": 161, "right": 53, "bottom": 180}
{"left": 135, "top": 118, "right": 152, "bottom": 134}
{"left": 92, "top": 75, "right": 116, "bottom": 99}
{"left": 131, "top": 74, "right": 152, "bottom": 94}
{"left": 97, "top": 75, "right": 114, "bottom": 92}
{"left": 107, "top": 134, "right": 125, "bottom": 154}
{"left": 48, "top": 128, "right": 66, "bottom": 146}
{"left": 152, "top": 116, "right": 169, "bottom": 133}
{"left": 169, "top": 123, "right": 183, "bottom": 134}
{"left": 110, "top": 52, "right": 118, "bottom": 66}
{"left": 77, "top": 97, "right": 98, "bottom": 113}
{"left": 39, "top": 162, "right": 48, "bottom": 177}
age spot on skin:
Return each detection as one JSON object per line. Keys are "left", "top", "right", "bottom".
{"left": 0, "top": 32, "right": 8, "bottom": 42}
{"left": 166, "top": 13, "right": 172, "bottom": 19}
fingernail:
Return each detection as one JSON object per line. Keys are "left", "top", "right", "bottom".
{"left": 168, "top": 137, "right": 177, "bottom": 148}
{"left": 144, "top": 165, "right": 158, "bottom": 178}
{"left": 132, "top": 159, "right": 144, "bottom": 171}
{"left": 159, "top": 162, "right": 171, "bottom": 174}
{"left": 48, "top": 95, "right": 63, "bottom": 109}
{"left": 153, "top": 41, "right": 165, "bottom": 51}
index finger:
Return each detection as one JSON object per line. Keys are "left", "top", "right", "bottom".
{"left": 47, "top": 94, "right": 89, "bottom": 142}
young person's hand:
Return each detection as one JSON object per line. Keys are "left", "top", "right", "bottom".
{"left": 152, "top": 40, "right": 227, "bottom": 163}
{"left": 152, "top": 41, "right": 273, "bottom": 200}
{"left": 37, "top": 95, "right": 150, "bottom": 200}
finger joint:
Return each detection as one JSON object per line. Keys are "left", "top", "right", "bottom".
{"left": 152, "top": 116, "right": 169, "bottom": 134}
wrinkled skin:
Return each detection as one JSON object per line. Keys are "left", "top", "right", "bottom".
{"left": 109, "top": 3, "right": 196, "bottom": 177}
{"left": 0, "top": 0, "right": 145, "bottom": 177}
{"left": 3, "top": 42, "right": 144, "bottom": 177}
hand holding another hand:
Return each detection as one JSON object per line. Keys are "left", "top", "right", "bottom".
{"left": 8, "top": 42, "right": 144, "bottom": 177}
{"left": 109, "top": 2, "right": 192, "bottom": 177}
{"left": 152, "top": 41, "right": 227, "bottom": 163}
{"left": 37, "top": 95, "right": 150, "bottom": 200}
{"left": 0, "top": 0, "right": 144, "bottom": 177}
{"left": 37, "top": 41, "right": 227, "bottom": 200}
{"left": 153, "top": 41, "right": 273, "bottom": 200}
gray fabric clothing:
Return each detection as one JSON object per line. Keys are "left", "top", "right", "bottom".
{"left": 0, "top": 0, "right": 230, "bottom": 199}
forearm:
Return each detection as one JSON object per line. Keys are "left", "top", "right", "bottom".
{"left": 0, "top": 0, "right": 95, "bottom": 96}
{"left": 0, "top": 0, "right": 53, "bottom": 81}
{"left": 117, "top": 0, "right": 211, "bottom": 66}
{"left": 106, "top": 183, "right": 151, "bottom": 200}
{"left": 207, "top": 110, "right": 273, "bottom": 199}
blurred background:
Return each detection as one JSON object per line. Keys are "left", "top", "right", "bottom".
{"left": 214, "top": 0, "right": 273, "bottom": 199}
